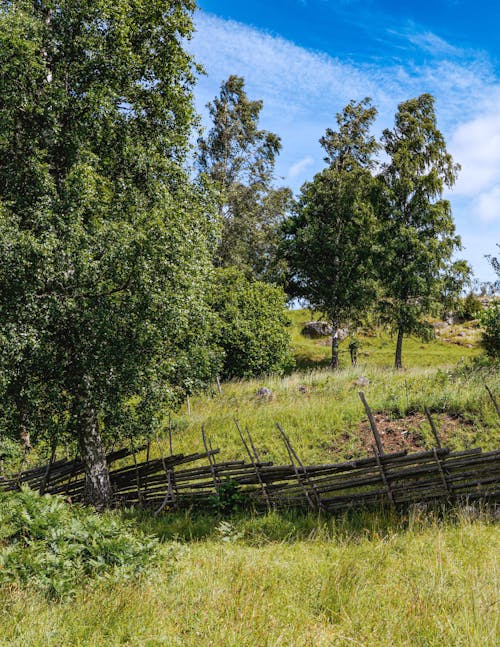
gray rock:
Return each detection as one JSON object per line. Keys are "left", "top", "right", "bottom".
{"left": 355, "top": 376, "right": 370, "bottom": 386}
{"left": 256, "top": 387, "right": 273, "bottom": 400}
{"left": 301, "top": 321, "right": 333, "bottom": 338}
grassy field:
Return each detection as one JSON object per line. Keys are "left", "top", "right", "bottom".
{"left": 1, "top": 509, "right": 498, "bottom": 646}
{"left": 161, "top": 311, "right": 496, "bottom": 466}
{"left": 1, "top": 309, "right": 498, "bottom": 647}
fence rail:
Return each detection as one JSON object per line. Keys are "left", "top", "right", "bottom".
{"left": 1, "top": 392, "right": 499, "bottom": 514}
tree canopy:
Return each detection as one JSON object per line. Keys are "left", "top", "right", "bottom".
{"left": 283, "top": 99, "right": 380, "bottom": 368}
{"left": 0, "top": 0, "right": 216, "bottom": 507}
{"left": 377, "top": 93, "right": 470, "bottom": 368}
{"left": 198, "top": 75, "right": 292, "bottom": 283}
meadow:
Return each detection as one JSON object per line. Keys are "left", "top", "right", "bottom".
{"left": 0, "top": 310, "right": 498, "bottom": 647}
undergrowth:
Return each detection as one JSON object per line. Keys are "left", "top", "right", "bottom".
{"left": 0, "top": 488, "right": 158, "bottom": 599}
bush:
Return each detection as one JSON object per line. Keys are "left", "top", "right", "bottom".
{"left": 0, "top": 488, "right": 158, "bottom": 598}
{"left": 459, "top": 292, "right": 483, "bottom": 321}
{"left": 479, "top": 301, "right": 500, "bottom": 358}
{"left": 210, "top": 268, "right": 294, "bottom": 379}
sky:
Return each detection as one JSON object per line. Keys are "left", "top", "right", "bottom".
{"left": 188, "top": 1, "right": 500, "bottom": 283}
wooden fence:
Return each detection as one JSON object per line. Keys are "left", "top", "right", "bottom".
{"left": 1, "top": 392, "right": 499, "bottom": 514}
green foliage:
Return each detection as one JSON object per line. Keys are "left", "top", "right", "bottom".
{"left": 283, "top": 99, "right": 379, "bottom": 368}
{"left": 479, "top": 302, "right": 500, "bottom": 358}
{"left": 377, "top": 94, "right": 471, "bottom": 368}
{"left": 209, "top": 267, "right": 293, "bottom": 379}
{"left": 0, "top": 1, "right": 216, "bottom": 505}
{"left": 0, "top": 488, "right": 158, "bottom": 598}
{"left": 209, "top": 479, "right": 245, "bottom": 515}
{"left": 457, "top": 292, "right": 484, "bottom": 321}
{"left": 198, "top": 75, "right": 292, "bottom": 283}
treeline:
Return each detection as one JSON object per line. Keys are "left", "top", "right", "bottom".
{"left": 0, "top": 1, "right": 492, "bottom": 508}
{"left": 201, "top": 77, "right": 472, "bottom": 369}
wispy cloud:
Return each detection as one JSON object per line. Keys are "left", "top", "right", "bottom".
{"left": 405, "top": 30, "right": 462, "bottom": 56}
{"left": 288, "top": 156, "right": 315, "bottom": 181}
{"left": 189, "top": 12, "right": 500, "bottom": 279}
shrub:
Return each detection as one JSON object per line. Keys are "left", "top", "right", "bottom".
{"left": 209, "top": 479, "right": 245, "bottom": 515}
{"left": 479, "top": 302, "right": 500, "bottom": 358}
{"left": 459, "top": 292, "right": 483, "bottom": 321}
{"left": 0, "top": 488, "right": 158, "bottom": 598}
{"left": 209, "top": 267, "right": 294, "bottom": 379}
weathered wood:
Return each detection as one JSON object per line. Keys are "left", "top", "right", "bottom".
{"left": 485, "top": 384, "right": 500, "bottom": 420}
{"left": 424, "top": 408, "right": 442, "bottom": 448}
{"left": 359, "top": 391, "right": 385, "bottom": 455}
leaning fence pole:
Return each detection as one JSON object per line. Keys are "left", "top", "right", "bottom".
{"left": 359, "top": 391, "right": 385, "bottom": 456}
{"left": 485, "top": 385, "right": 500, "bottom": 420}
{"left": 234, "top": 419, "right": 271, "bottom": 511}
{"left": 424, "top": 407, "right": 443, "bottom": 448}
{"left": 202, "top": 426, "right": 219, "bottom": 492}
{"left": 276, "top": 423, "right": 324, "bottom": 510}
{"left": 39, "top": 443, "right": 57, "bottom": 495}
{"left": 372, "top": 444, "right": 396, "bottom": 508}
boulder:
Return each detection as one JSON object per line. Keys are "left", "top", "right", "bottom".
{"left": 301, "top": 321, "right": 349, "bottom": 340}
{"left": 301, "top": 321, "right": 333, "bottom": 338}
{"left": 256, "top": 387, "right": 273, "bottom": 400}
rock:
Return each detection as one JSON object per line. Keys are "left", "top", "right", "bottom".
{"left": 355, "top": 376, "right": 370, "bottom": 386}
{"left": 301, "top": 321, "right": 333, "bottom": 338}
{"left": 456, "top": 332, "right": 466, "bottom": 337}
{"left": 298, "top": 384, "right": 310, "bottom": 394}
{"left": 466, "top": 344, "right": 473, "bottom": 349}
{"left": 256, "top": 387, "right": 273, "bottom": 400}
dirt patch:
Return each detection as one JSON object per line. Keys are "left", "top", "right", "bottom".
{"left": 357, "top": 413, "right": 466, "bottom": 454}
{"left": 324, "top": 413, "right": 471, "bottom": 460}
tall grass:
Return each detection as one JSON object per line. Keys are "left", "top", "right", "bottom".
{"left": 160, "top": 361, "right": 499, "bottom": 467}
{"left": 1, "top": 509, "right": 498, "bottom": 646}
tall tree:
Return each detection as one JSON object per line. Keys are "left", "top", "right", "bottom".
{"left": 377, "top": 94, "right": 470, "bottom": 369}
{"left": 0, "top": 0, "right": 216, "bottom": 508}
{"left": 283, "top": 99, "right": 380, "bottom": 368}
{"left": 198, "top": 75, "right": 292, "bottom": 283}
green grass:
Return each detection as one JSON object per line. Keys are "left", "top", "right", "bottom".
{"left": 287, "top": 309, "right": 482, "bottom": 370}
{"left": 1, "top": 509, "right": 498, "bottom": 646}
{"left": 1, "top": 310, "right": 498, "bottom": 646}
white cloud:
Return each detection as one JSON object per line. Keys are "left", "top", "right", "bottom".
{"left": 288, "top": 156, "right": 315, "bottom": 180}
{"left": 189, "top": 12, "right": 500, "bottom": 280}
{"left": 450, "top": 110, "right": 500, "bottom": 195}
{"left": 404, "top": 30, "right": 463, "bottom": 57}
{"left": 474, "top": 185, "right": 500, "bottom": 222}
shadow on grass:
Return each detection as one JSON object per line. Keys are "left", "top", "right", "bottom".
{"left": 121, "top": 504, "right": 492, "bottom": 546}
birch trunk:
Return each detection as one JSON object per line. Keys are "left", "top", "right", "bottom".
{"left": 76, "top": 387, "right": 112, "bottom": 510}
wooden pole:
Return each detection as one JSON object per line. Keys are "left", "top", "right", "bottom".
{"left": 359, "top": 391, "right": 385, "bottom": 455}
{"left": 276, "top": 423, "right": 324, "bottom": 510}
{"left": 485, "top": 385, "right": 500, "bottom": 420}
{"left": 168, "top": 414, "right": 173, "bottom": 456}
{"left": 433, "top": 448, "right": 452, "bottom": 497}
{"left": 39, "top": 443, "right": 57, "bottom": 495}
{"left": 372, "top": 444, "right": 395, "bottom": 508}
{"left": 234, "top": 419, "right": 271, "bottom": 511}
{"left": 202, "top": 426, "right": 219, "bottom": 491}
{"left": 216, "top": 376, "right": 223, "bottom": 396}
{"left": 424, "top": 407, "right": 442, "bottom": 448}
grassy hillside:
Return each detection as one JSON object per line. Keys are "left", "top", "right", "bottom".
{"left": 288, "top": 308, "right": 482, "bottom": 370}
{"left": 1, "top": 309, "right": 498, "bottom": 647}
{"left": 159, "top": 311, "right": 496, "bottom": 467}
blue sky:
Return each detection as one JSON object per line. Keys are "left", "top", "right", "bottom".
{"left": 189, "top": 1, "right": 500, "bottom": 282}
